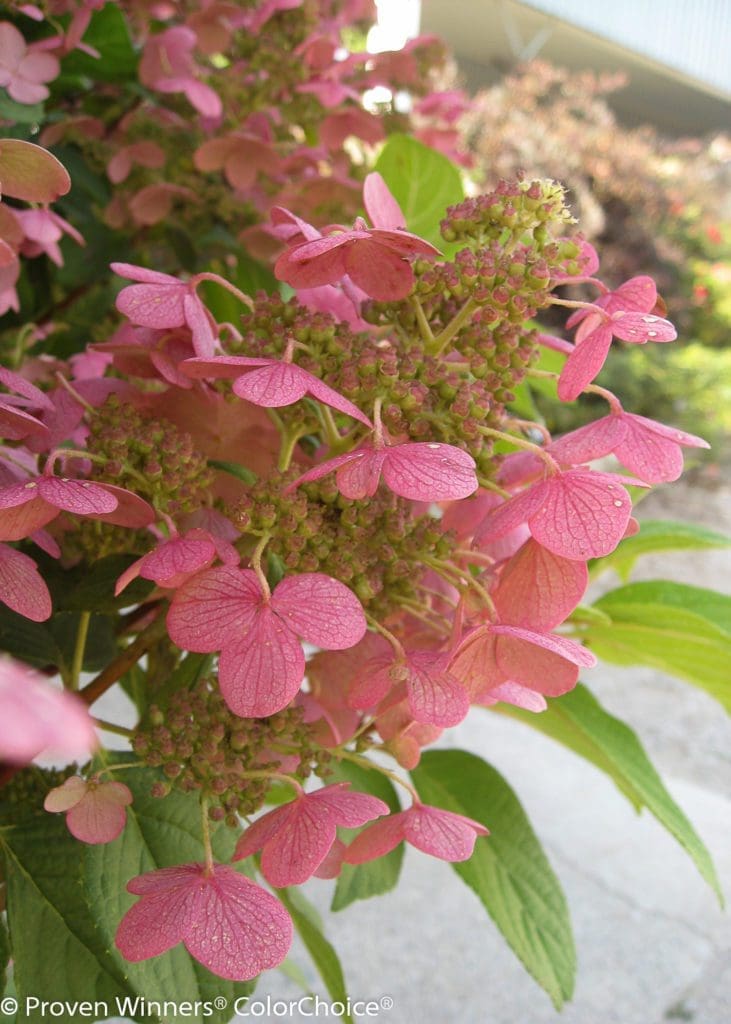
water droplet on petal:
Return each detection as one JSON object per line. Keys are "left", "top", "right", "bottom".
{"left": 24, "top": 482, "right": 37, "bottom": 489}
{"left": 613, "top": 500, "right": 623, "bottom": 507}
{"left": 427, "top": 443, "right": 441, "bottom": 449}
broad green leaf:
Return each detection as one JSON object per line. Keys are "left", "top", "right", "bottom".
{"left": 2, "top": 813, "right": 137, "bottom": 1023}
{"left": 591, "top": 520, "right": 731, "bottom": 581}
{"left": 278, "top": 890, "right": 353, "bottom": 1024}
{"left": 411, "top": 750, "right": 575, "bottom": 1008}
{"left": 329, "top": 760, "right": 403, "bottom": 912}
{"left": 496, "top": 685, "right": 721, "bottom": 901}
{"left": 84, "top": 764, "right": 254, "bottom": 1024}
{"left": 587, "top": 582, "right": 731, "bottom": 712}
{"left": 0, "top": 94, "right": 44, "bottom": 125}
{"left": 374, "top": 134, "right": 464, "bottom": 247}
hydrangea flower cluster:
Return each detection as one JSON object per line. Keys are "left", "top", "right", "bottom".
{"left": 0, "top": 0, "right": 715, "bottom": 1004}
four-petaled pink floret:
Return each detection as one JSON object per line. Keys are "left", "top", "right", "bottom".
{"left": 275, "top": 172, "right": 440, "bottom": 302}
{"left": 166, "top": 567, "right": 367, "bottom": 717}
{"left": 344, "top": 803, "right": 489, "bottom": 864}
{"left": 0, "top": 22, "right": 59, "bottom": 104}
{"left": 44, "top": 776, "right": 133, "bottom": 844}
{"left": 232, "top": 782, "right": 389, "bottom": 886}
{"left": 287, "top": 440, "right": 478, "bottom": 502}
{"left": 115, "top": 863, "right": 293, "bottom": 981}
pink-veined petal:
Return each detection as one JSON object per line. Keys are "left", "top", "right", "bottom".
{"left": 307, "top": 783, "right": 389, "bottom": 827}
{"left": 610, "top": 311, "right": 676, "bottom": 344}
{"left": 218, "top": 609, "right": 305, "bottom": 717}
{"left": 37, "top": 476, "right": 118, "bottom": 515}
{"left": 472, "top": 484, "right": 545, "bottom": 549}
{"left": 166, "top": 566, "right": 263, "bottom": 652}
{"left": 492, "top": 538, "right": 587, "bottom": 631}
{"left": 0, "top": 542, "right": 51, "bottom": 621}
{"left": 382, "top": 442, "right": 477, "bottom": 502}
{"left": 405, "top": 651, "right": 470, "bottom": 727}
{"left": 258, "top": 799, "right": 338, "bottom": 886}
{"left": 343, "top": 812, "right": 407, "bottom": 864}
{"left": 528, "top": 470, "right": 632, "bottom": 559}
{"left": 138, "top": 534, "right": 216, "bottom": 588}
{"left": 183, "top": 292, "right": 217, "bottom": 358}
{"left": 557, "top": 324, "right": 613, "bottom": 401}
{"left": 549, "top": 414, "right": 627, "bottom": 467}
{"left": 272, "top": 573, "right": 366, "bottom": 650}
{"left": 43, "top": 775, "right": 87, "bottom": 812}
{"left": 115, "top": 283, "right": 187, "bottom": 330}
{"left": 232, "top": 363, "right": 309, "bottom": 406}
{"left": 65, "top": 784, "right": 130, "bottom": 844}
{"left": 90, "top": 484, "right": 155, "bottom": 528}
{"left": 402, "top": 804, "right": 488, "bottom": 861}
{"left": 233, "top": 804, "right": 294, "bottom": 862}
{"left": 344, "top": 239, "right": 415, "bottom": 302}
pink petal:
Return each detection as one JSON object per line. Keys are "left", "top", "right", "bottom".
{"left": 182, "top": 356, "right": 271, "bottom": 379}
{"left": 218, "top": 610, "right": 305, "bottom": 716}
{"left": 183, "top": 292, "right": 217, "bottom": 358}
{"left": 272, "top": 573, "right": 366, "bottom": 650}
{"left": 447, "top": 627, "right": 504, "bottom": 694}
{"left": 529, "top": 470, "right": 632, "bottom": 559}
{"left": 184, "top": 79, "right": 223, "bottom": 119}
{"left": 138, "top": 534, "right": 216, "bottom": 588}
{"left": 549, "top": 415, "right": 627, "bottom": 467}
{"left": 65, "top": 787, "right": 129, "bottom": 844}
{"left": 0, "top": 366, "right": 54, "bottom": 410}
{"left": 344, "top": 239, "right": 415, "bottom": 301}
{"left": 0, "top": 496, "right": 57, "bottom": 541}
{"left": 37, "top": 476, "right": 118, "bottom": 515}
{"left": 259, "top": 799, "right": 338, "bottom": 886}
{"left": 491, "top": 626, "right": 593, "bottom": 697}
{"left": 557, "top": 325, "right": 613, "bottom": 401}
{"left": 405, "top": 651, "right": 469, "bottom": 727}
{"left": 0, "top": 659, "right": 96, "bottom": 764}
{"left": 274, "top": 236, "right": 350, "bottom": 289}
{"left": 43, "top": 775, "right": 87, "bottom": 812}
{"left": 110, "top": 262, "right": 180, "bottom": 286}
{"left": 313, "top": 838, "right": 346, "bottom": 878}
{"left": 0, "top": 22, "right": 26, "bottom": 64}
{"left": 233, "top": 804, "right": 294, "bottom": 862}
{"left": 335, "top": 449, "right": 387, "bottom": 499}
{"left": 603, "top": 276, "right": 657, "bottom": 315}
{"left": 363, "top": 172, "right": 405, "bottom": 230}
{"left": 614, "top": 414, "right": 710, "bottom": 484}
{"left": 167, "top": 566, "right": 263, "bottom": 652}
{"left": 492, "top": 538, "right": 587, "bottom": 631}
{"left": 368, "top": 229, "right": 440, "bottom": 259}
{"left": 232, "top": 363, "right": 309, "bottom": 406}
{"left": 301, "top": 373, "right": 373, "bottom": 426}
{"left": 0, "top": 542, "right": 51, "bottom": 621}
{"left": 472, "top": 485, "right": 545, "bottom": 549}
{"left": 383, "top": 442, "right": 477, "bottom": 502}
{"left": 344, "top": 813, "right": 407, "bottom": 864}
{"left": 0, "top": 138, "right": 70, "bottom": 203}
{"left": 115, "top": 283, "right": 187, "bottom": 330}
{"left": 308, "top": 783, "right": 389, "bottom": 827}
{"left": 402, "top": 805, "right": 488, "bottom": 861}
{"left": 480, "top": 681, "right": 547, "bottom": 713}
{"left": 610, "top": 311, "right": 677, "bottom": 344}
{"left": 90, "top": 484, "right": 156, "bottom": 529}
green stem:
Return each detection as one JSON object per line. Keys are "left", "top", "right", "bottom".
{"left": 336, "top": 749, "right": 419, "bottom": 801}
{"left": 69, "top": 612, "right": 91, "bottom": 692}
{"left": 365, "top": 614, "right": 405, "bottom": 659}
{"left": 410, "top": 295, "right": 434, "bottom": 345}
{"left": 250, "top": 533, "right": 272, "bottom": 599}
{"left": 201, "top": 797, "right": 214, "bottom": 875}
{"left": 92, "top": 718, "right": 134, "bottom": 738}
{"left": 475, "top": 475, "right": 512, "bottom": 499}
{"left": 477, "top": 425, "right": 559, "bottom": 472}
{"left": 278, "top": 429, "right": 304, "bottom": 472}
{"left": 193, "top": 272, "right": 254, "bottom": 310}
{"left": 427, "top": 297, "right": 477, "bottom": 357}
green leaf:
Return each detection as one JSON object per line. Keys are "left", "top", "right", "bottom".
{"left": 411, "top": 750, "right": 575, "bottom": 1008}
{"left": 84, "top": 764, "right": 254, "bottom": 1024}
{"left": 591, "top": 520, "right": 731, "bottom": 581}
{"left": 0, "top": 916, "right": 9, "bottom": 998}
{"left": 278, "top": 890, "right": 353, "bottom": 1024}
{"left": 208, "top": 459, "right": 258, "bottom": 484}
{"left": 58, "top": 4, "right": 138, "bottom": 83}
{"left": 60, "top": 555, "right": 154, "bottom": 612}
{"left": 329, "top": 760, "right": 403, "bottom": 912}
{"left": 496, "top": 685, "right": 722, "bottom": 901}
{"left": 374, "top": 134, "right": 464, "bottom": 248}
{"left": 0, "top": 94, "right": 44, "bottom": 125}
{"left": 587, "top": 581, "right": 731, "bottom": 711}
{"left": 2, "top": 813, "right": 138, "bottom": 1023}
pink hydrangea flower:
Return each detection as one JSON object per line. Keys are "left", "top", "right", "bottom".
{"left": 449, "top": 620, "right": 596, "bottom": 702}
{"left": 549, "top": 405, "right": 710, "bottom": 484}
{"left": 111, "top": 262, "right": 218, "bottom": 358}
{"left": 115, "top": 863, "right": 292, "bottom": 981}
{"left": 0, "top": 472, "right": 155, "bottom": 542}
{"left": 287, "top": 440, "right": 478, "bottom": 502}
{"left": 344, "top": 803, "right": 489, "bottom": 865}
{"left": 275, "top": 172, "right": 439, "bottom": 301}
{"left": 350, "top": 650, "right": 469, "bottom": 728}
{"left": 0, "top": 657, "right": 97, "bottom": 764}
{"left": 115, "top": 528, "right": 238, "bottom": 596}
{"left": 107, "top": 141, "right": 166, "bottom": 185}
{"left": 558, "top": 305, "right": 677, "bottom": 402}
{"left": 139, "top": 26, "right": 222, "bottom": 118}
{"left": 14, "top": 207, "right": 84, "bottom": 267}
{"left": 474, "top": 467, "right": 641, "bottom": 560}
{"left": 193, "top": 133, "right": 278, "bottom": 191}
{"left": 0, "top": 542, "right": 51, "bottom": 621}
{"left": 0, "top": 22, "right": 60, "bottom": 104}
{"left": 166, "top": 568, "right": 367, "bottom": 717}
{"left": 182, "top": 355, "right": 372, "bottom": 425}
{"left": 44, "top": 776, "right": 133, "bottom": 844}
{"left": 233, "top": 783, "right": 388, "bottom": 886}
